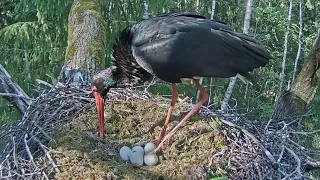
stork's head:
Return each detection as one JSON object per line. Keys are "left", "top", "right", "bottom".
{"left": 91, "top": 66, "right": 117, "bottom": 97}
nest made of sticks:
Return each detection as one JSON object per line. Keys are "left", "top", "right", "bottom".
{"left": 0, "top": 84, "right": 319, "bottom": 180}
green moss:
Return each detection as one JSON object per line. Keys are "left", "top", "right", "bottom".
{"left": 75, "top": 16, "right": 84, "bottom": 25}
{"left": 66, "top": 0, "right": 107, "bottom": 67}
{"left": 73, "top": 1, "right": 107, "bottom": 68}
{"left": 90, "top": 40, "right": 105, "bottom": 67}
{"left": 65, "top": 42, "right": 75, "bottom": 60}
{"left": 73, "top": 0, "right": 102, "bottom": 15}
{"left": 89, "top": 11, "right": 107, "bottom": 68}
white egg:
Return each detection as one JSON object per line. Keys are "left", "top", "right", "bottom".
{"left": 144, "top": 142, "right": 157, "bottom": 154}
{"left": 119, "top": 146, "right": 131, "bottom": 161}
{"left": 132, "top": 146, "right": 144, "bottom": 155}
{"left": 128, "top": 151, "right": 144, "bottom": 167}
{"left": 144, "top": 154, "right": 158, "bottom": 166}
{"left": 134, "top": 141, "right": 148, "bottom": 146}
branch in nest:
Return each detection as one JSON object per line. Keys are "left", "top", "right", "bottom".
{"left": 219, "top": 119, "right": 277, "bottom": 165}
{"left": 36, "top": 79, "right": 54, "bottom": 88}
{"left": 288, "top": 129, "right": 320, "bottom": 135}
{"left": 305, "top": 159, "right": 320, "bottom": 171}
{"left": 0, "top": 64, "right": 32, "bottom": 113}
{"left": 283, "top": 147, "right": 301, "bottom": 179}
{"left": 0, "top": 93, "right": 32, "bottom": 99}
{"left": 24, "top": 134, "right": 37, "bottom": 168}
{"left": 30, "top": 134, "right": 60, "bottom": 173}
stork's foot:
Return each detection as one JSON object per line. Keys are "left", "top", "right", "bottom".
{"left": 152, "top": 131, "right": 175, "bottom": 153}
{"left": 152, "top": 136, "right": 173, "bottom": 147}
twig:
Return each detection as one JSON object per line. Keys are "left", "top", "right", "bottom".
{"left": 34, "top": 124, "right": 53, "bottom": 142}
{"left": 23, "top": 134, "right": 37, "bottom": 168}
{"left": 42, "top": 171, "right": 49, "bottom": 180}
{"left": 288, "top": 129, "right": 320, "bottom": 135}
{"left": 31, "top": 135, "right": 60, "bottom": 173}
{"left": 178, "top": 97, "right": 190, "bottom": 104}
{"left": 12, "top": 136, "right": 18, "bottom": 168}
{"left": 277, "top": 145, "right": 285, "bottom": 163}
{"left": 0, "top": 93, "right": 32, "bottom": 99}
{"left": 264, "top": 118, "right": 273, "bottom": 131}
{"left": 220, "top": 119, "right": 277, "bottom": 164}
{"left": 35, "top": 79, "right": 54, "bottom": 88}
{"left": 283, "top": 147, "right": 301, "bottom": 179}
{"left": 306, "top": 159, "right": 320, "bottom": 169}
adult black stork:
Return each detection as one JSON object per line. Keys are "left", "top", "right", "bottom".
{"left": 91, "top": 12, "right": 271, "bottom": 153}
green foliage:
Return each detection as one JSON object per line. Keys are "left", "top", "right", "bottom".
{"left": 0, "top": 0, "right": 71, "bottom": 122}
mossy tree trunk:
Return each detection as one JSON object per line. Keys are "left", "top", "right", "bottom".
{"left": 62, "top": 0, "right": 106, "bottom": 87}
{"left": 272, "top": 29, "right": 320, "bottom": 120}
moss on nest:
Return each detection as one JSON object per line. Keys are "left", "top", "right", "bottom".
{"left": 51, "top": 98, "right": 227, "bottom": 179}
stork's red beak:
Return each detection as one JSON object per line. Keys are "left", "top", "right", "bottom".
{"left": 92, "top": 86, "right": 105, "bottom": 137}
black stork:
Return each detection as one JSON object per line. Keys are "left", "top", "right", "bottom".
{"left": 91, "top": 13, "right": 271, "bottom": 153}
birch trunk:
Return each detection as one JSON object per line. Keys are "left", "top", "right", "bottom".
{"left": 210, "top": 0, "right": 216, "bottom": 20}
{"left": 143, "top": 0, "right": 149, "bottom": 19}
{"left": 196, "top": 0, "right": 200, "bottom": 13}
{"left": 208, "top": 0, "right": 217, "bottom": 105}
{"left": 184, "top": 0, "right": 188, "bottom": 11}
{"left": 292, "top": 0, "right": 303, "bottom": 83}
{"left": 195, "top": 0, "right": 202, "bottom": 102}
{"left": 275, "top": 0, "right": 293, "bottom": 102}
{"left": 62, "top": 0, "right": 107, "bottom": 87}
{"left": 220, "top": 0, "right": 253, "bottom": 111}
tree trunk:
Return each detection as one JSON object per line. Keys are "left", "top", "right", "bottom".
{"left": 196, "top": 0, "right": 200, "bottom": 13}
{"left": 275, "top": 0, "right": 293, "bottom": 102}
{"left": 272, "top": 29, "right": 320, "bottom": 120}
{"left": 0, "top": 64, "right": 32, "bottom": 114}
{"left": 195, "top": 0, "right": 202, "bottom": 102}
{"left": 292, "top": 0, "right": 303, "bottom": 83}
{"left": 208, "top": 0, "right": 217, "bottom": 105}
{"left": 221, "top": 0, "right": 253, "bottom": 111}
{"left": 210, "top": 0, "right": 216, "bottom": 20}
{"left": 143, "top": 0, "right": 149, "bottom": 19}
{"left": 62, "top": 0, "right": 107, "bottom": 87}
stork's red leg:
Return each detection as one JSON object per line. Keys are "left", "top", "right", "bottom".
{"left": 92, "top": 86, "right": 105, "bottom": 137}
{"left": 153, "top": 84, "right": 178, "bottom": 145}
{"left": 152, "top": 79, "right": 209, "bottom": 153}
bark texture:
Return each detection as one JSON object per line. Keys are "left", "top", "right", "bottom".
{"left": 63, "top": 0, "right": 106, "bottom": 87}
{"left": 272, "top": 30, "right": 320, "bottom": 120}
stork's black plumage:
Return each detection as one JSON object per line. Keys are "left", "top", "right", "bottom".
{"left": 92, "top": 13, "right": 271, "bottom": 152}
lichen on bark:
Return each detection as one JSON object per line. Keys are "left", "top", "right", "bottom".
{"left": 63, "top": 0, "right": 107, "bottom": 86}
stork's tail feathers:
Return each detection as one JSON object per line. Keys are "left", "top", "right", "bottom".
{"left": 236, "top": 72, "right": 256, "bottom": 85}
{"left": 236, "top": 72, "right": 264, "bottom": 92}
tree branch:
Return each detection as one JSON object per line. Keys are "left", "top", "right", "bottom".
{"left": 0, "top": 64, "right": 32, "bottom": 113}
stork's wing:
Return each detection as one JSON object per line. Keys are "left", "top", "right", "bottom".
{"left": 115, "top": 13, "right": 271, "bottom": 83}
{"left": 129, "top": 14, "right": 231, "bottom": 47}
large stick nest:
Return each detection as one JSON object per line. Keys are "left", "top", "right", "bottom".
{"left": 0, "top": 85, "right": 319, "bottom": 179}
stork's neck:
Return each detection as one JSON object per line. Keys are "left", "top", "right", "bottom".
{"left": 105, "top": 76, "right": 117, "bottom": 87}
